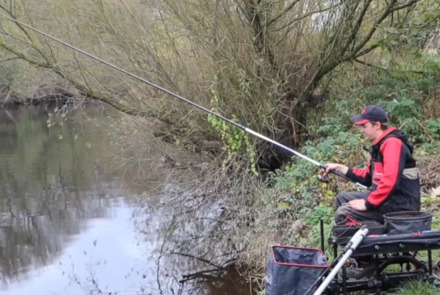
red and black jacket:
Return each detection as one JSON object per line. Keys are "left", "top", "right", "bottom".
{"left": 345, "top": 127, "right": 421, "bottom": 213}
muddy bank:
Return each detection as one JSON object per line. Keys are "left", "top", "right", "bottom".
{"left": 0, "top": 87, "right": 80, "bottom": 108}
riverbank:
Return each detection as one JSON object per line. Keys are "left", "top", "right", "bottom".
{"left": 0, "top": 87, "right": 79, "bottom": 108}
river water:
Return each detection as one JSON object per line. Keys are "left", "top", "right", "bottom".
{"left": 0, "top": 105, "right": 250, "bottom": 295}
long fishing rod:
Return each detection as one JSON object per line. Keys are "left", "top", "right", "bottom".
{"left": 0, "top": 13, "right": 365, "bottom": 188}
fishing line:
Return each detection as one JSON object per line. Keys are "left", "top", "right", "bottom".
{"left": 0, "top": 13, "right": 366, "bottom": 188}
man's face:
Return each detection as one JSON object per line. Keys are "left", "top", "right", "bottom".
{"left": 359, "top": 122, "right": 381, "bottom": 141}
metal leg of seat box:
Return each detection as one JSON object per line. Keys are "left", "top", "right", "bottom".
{"left": 308, "top": 227, "right": 369, "bottom": 295}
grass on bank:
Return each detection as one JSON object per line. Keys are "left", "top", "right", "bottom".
{"left": 394, "top": 280, "right": 440, "bottom": 295}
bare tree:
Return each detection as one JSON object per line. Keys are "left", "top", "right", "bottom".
{"left": 0, "top": 0, "right": 432, "bottom": 152}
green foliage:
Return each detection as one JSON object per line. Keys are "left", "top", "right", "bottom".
{"left": 262, "top": 129, "right": 365, "bottom": 250}
{"left": 422, "top": 118, "right": 440, "bottom": 155}
{"left": 304, "top": 205, "right": 333, "bottom": 226}
{"left": 318, "top": 55, "right": 440, "bottom": 148}
{"left": 432, "top": 216, "right": 440, "bottom": 231}
{"left": 273, "top": 129, "right": 364, "bottom": 212}
{"left": 304, "top": 132, "right": 364, "bottom": 164}
{"left": 207, "top": 89, "right": 258, "bottom": 174}
{"left": 425, "top": 119, "right": 440, "bottom": 141}
{"left": 394, "top": 281, "right": 440, "bottom": 295}
{"left": 207, "top": 89, "right": 243, "bottom": 152}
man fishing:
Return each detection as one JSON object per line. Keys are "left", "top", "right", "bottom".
{"left": 319, "top": 105, "right": 421, "bottom": 224}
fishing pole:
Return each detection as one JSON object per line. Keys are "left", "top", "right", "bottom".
{"left": 0, "top": 13, "right": 366, "bottom": 188}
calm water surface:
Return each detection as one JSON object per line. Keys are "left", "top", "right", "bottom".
{"left": 0, "top": 106, "right": 249, "bottom": 295}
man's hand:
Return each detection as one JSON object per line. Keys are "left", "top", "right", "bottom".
{"left": 318, "top": 163, "right": 349, "bottom": 179}
{"left": 348, "top": 199, "right": 367, "bottom": 211}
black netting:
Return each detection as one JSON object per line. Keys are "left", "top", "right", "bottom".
{"left": 265, "top": 246, "right": 328, "bottom": 295}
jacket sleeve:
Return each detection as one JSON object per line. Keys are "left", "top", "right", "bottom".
{"left": 364, "top": 138, "right": 405, "bottom": 210}
{"left": 345, "top": 159, "right": 372, "bottom": 187}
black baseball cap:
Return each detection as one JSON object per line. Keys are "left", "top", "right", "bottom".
{"left": 351, "top": 105, "right": 389, "bottom": 125}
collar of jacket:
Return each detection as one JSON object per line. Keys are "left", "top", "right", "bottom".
{"left": 372, "top": 126, "right": 397, "bottom": 145}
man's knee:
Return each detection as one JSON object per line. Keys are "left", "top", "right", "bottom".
{"left": 335, "top": 204, "right": 351, "bottom": 223}
{"left": 335, "top": 191, "right": 368, "bottom": 208}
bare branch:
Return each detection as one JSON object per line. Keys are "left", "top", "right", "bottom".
{"left": 272, "top": 3, "right": 341, "bottom": 33}
{"left": 170, "top": 251, "right": 225, "bottom": 269}
{"left": 353, "top": 44, "right": 380, "bottom": 59}
{"left": 391, "top": 0, "right": 419, "bottom": 12}
{"left": 350, "top": 0, "right": 398, "bottom": 57}
{"left": 267, "top": 0, "right": 301, "bottom": 27}
{"left": 354, "top": 58, "right": 389, "bottom": 71}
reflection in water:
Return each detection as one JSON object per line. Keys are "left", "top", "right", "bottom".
{"left": 2, "top": 200, "right": 153, "bottom": 295}
{"left": 140, "top": 190, "right": 252, "bottom": 295}
{"left": 0, "top": 106, "right": 117, "bottom": 289}
{"left": 0, "top": 105, "right": 252, "bottom": 295}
